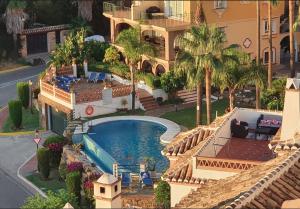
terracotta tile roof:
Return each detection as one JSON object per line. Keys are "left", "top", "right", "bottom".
{"left": 21, "top": 24, "right": 69, "bottom": 35}
{"left": 174, "top": 149, "right": 299, "bottom": 208}
{"left": 216, "top": 138, "right": 275, "bottom": 162}
{"left": 162, "top": 127, "right": 214, "bottom": 157}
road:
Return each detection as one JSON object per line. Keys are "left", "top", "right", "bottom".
{"left": 0, "top": 65, "right": 45, "bottom": 108}
{"left": 0, "top": 65, "right": 46, "bottom": 207}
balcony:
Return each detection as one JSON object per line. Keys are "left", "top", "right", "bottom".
{"left": 103, "top": 1, "right": 193, "bottom": 31}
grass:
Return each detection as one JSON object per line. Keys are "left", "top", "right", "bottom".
{"left": 26, "top": 172, "right": 66, "bottom": 193}
{"left": 161, "top": 99, "right": 229, "bottom": 130}
{"left": 1, "top": 108, "right": 40, "bottom": 133}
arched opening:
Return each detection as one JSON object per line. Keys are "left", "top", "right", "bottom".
{"left": 141, "top": 60, "right": 153, "bottom": 74}
{"left": 155, "top": 64, "right": 166, "bottom": 76}
{"left": 116, "top": 23, "right": 133, "bottom": 36}
{"left": 280, "top": 35, "right": 290, "bottom": 64}
{"left": 142, "top": 30, "right": 165, "bottom": 59}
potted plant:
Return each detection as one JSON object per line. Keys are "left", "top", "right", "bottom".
{"left": 144, "top": 157, "right": 157, "bottom": 178}
{"left": 120, "top": 98, "right": 128, "bottom": 112}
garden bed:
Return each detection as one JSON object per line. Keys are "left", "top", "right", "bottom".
{"left": 161, "top": 99, "right": 229, "bottom": 129}
{"left": 1, "top": 108, "right": 40, "bottom": 133}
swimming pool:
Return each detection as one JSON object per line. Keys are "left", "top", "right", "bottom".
{"left": 83, "top": 120, "right": 169, "bottom": 174}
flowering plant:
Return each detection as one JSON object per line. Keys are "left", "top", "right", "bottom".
{"left": 67, "top": 162, "right": 83, "bottom": 173}
{"left": 47, "top": 143, "right": 63, "bottom": 153}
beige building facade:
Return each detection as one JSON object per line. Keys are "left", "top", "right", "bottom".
{"left": 103, "top": 0, "right": 297, "bottom": 75}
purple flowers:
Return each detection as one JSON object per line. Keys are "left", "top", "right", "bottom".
{"left": 84, "top": 180, "right": 94, "bottom": 190}
{"left": 67, "top": 162, "right": 83, "bottom": 172}
{"left": 47, "top": 143, "right": 63, "bottom": 153}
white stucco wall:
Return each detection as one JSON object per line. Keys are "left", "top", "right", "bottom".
{"left": 170, "top": 183, "right": 199, "bottom": 207}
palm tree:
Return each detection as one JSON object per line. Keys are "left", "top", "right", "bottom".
{"left": 289, "top": 0, "right": 295, "bottom": 78}
{"left": 267, "top": 0, "right": 278, "bottom": 89}
{"left": 175, "top": 25, "right": 238, "bottom": 124}
{"left": 242, "top": 62, "right": 267, "bottom": 109}
{"left": 3, "top": 0, "right": 28, "bottom": 54}
{"left": 256, "top": 0, "right": 262, "bottom": 109}
{"left": 174, "top": 48, "right": 204, "bottom": 126}
{"left": 76, "top": 0, "right": 93, "bottom": 21}
{"left": 116, "top": 27, "right": 155, "bottom": 111}
{"left": 214, "top": 49, "right": 250, "bottom": 111}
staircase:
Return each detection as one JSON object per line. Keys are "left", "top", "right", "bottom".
{"left": 139, "top": 96, "right": 159, "bottom": 111}
{"left": 177, "top": 89, "right": 197, "bottom": 104}
{"left": 174, "top": 187, "right": 203, "bottom": 208}
{"left": 63, "top": 111, "right": 86, "bottom": 138}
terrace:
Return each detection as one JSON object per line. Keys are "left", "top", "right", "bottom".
{"left": 103, "top": 1, "right": 192, "bottom": 31}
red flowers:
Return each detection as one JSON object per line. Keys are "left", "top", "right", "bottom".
{"left": 47, "top": 143, "right": 63, "bottom": 153}
{"left": 67, "top": 162, "right": 83, "bottom": 172}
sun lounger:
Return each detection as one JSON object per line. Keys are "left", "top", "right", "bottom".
{"left": 87, "top": 72, "right": 97, "bottom": 82}
{"left": 121, "top": 172, "right": 131, "bottom": 187}
{"left": 140, "top": 171, "right": 153, "bottom": 188}
{"left": 94, "top": 72, "right": 106, "bottom": 83}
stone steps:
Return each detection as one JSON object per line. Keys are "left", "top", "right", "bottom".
{"left": 139, "top": 96, "right": 159, "bottom": 111}
{"left": 177, "top": 89, "right": 197, "bottom": 104}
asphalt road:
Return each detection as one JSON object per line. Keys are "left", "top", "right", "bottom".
{"left": 0, "top": 65, "right": 45, "bottom": 108}
{"left": 0, "top": 65, "right": 46, "bottom": 207}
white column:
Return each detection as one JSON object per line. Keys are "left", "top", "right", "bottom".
{"left": 83, "top": 59, "right": 88, "bottom": 77}
{"left": 72, "top": 59, "right": 77, "bottom": 78}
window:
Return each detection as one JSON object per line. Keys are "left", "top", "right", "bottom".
{"left": 263, "top": 19, "right": 276, "bottom": 34}
{"left": 214, "top": 0, "right": 227, "bottom": 9}
{"left": 264, "top": 49, "right": 276, "bottom": 64}
{"left": 240, "top": 0, "right": 250, "bottom": 4}
{"left": 100, "top": 187, "right": 105, "bottom": 194}
{"left": 114, "top": 185, "right": 118, "bottom": 192}
{"left": 164, "top": 0, "right": 184, "bottom": 19}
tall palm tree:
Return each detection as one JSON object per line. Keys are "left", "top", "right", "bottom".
{"left": 256, "top": 0, "right": 261, "bottom": 109}
{"left": 176, "top": 25, "right": 238, "bottom": 124}
{"left": 174, "top": 48, "right": 204, "bottom": 126}
{"left": 242, "top": 62, "right": 267, "bottom": 109}
{"left": 214, "top": 49, "right": 250, "bottom": 111}
{"left": 116, "top": 27, "right": 155, "bottom": 111}
{"left": 76, "top": 0, "right": 93, "bottom": 21}
{"left": 267, "top": 0, "right": 278, "bottom": 89}
{"left": 289, "top": 0, "right": 295, "bottom": 78}
{"left": 3, "top": 0, "right": 28, "bottom": 53}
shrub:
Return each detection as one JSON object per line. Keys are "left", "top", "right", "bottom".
{"left": 103, "top": 46, "right": 120, "bottom": 64}
{"left": 8, "top": 100, "right": 22, "bottom": 129}
{"left": 17, "top": 82, "right": 30, "bottom": 108}
{"left": 156, "top": 97, "right": 163, "bottom": 105}
{"left": 22, "top": 189, "right": 78, "bottom": 209}
{"left": 66, "top": 171, "right": 81, "bottom": 204}
{"left": 87, "top": 41, "right": 109, "bottom": 63}
{"left": 110, "top": 63, "right": 130, "bottom": 79}
{"left": 44, "top": 135, "right": 65, "bottom": 167}
{"left": 261, "top": 77, "right": 286, "bottom": 110}
{"left": 154, "top": 181, "right": 170, "bottom": 209}
{"left": 160, "top": 71, "right": 184, "bottom": 93}
{"left": 37, "top": 148, "right": 51, "bottom": 179}
{"left": 59, "top": 163, "right": 67, "bottom": 180}
{"left": 67, "top": 162, "right": 83, "bottom": 173}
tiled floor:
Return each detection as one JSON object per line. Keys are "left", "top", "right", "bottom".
{"left": 216, "top": 137, "right": 274, "bottom": 162}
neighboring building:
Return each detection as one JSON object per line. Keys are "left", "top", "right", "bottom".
{"left": 103, "top": 0, "right": 299, "bottom": 74}
{"left": 159, "top": 75, "right": 300, "bottom": 208}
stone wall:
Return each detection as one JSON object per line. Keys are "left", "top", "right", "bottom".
{"left": 60, "top": 145, "right": 102, "bottom": 182}
{"left": 122, "top": 194, "right": 156, "bottom": 208}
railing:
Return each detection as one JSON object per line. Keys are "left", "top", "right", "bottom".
{"left": 196, "top": 156, "right": 261, "bottom": 172}
{"left": 103, "top": 2, "right": 131, "bottom": 19}
{"left": 112, "top": 85, "right": 132, "bottom": 97}
{"left": 40, "top": 80, "right": 72, "bottom": 104}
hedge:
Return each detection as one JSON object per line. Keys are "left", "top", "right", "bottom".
{"left": 37, "top": 148, "right": 51, "bottom": 179}
{"left": 66, "top": 171, "right": 81, "bottom": 204}
{"left": 8, "top": 100, "right": 22, "bottom": 129}
{"left": 17, "top": 82, "right": 30, "bottom": 108}
{"left": 44, "top": 135, "right": 65, "bottom": 167}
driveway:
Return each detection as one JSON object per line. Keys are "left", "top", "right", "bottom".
{"left": 0, "top": 65, "right": 45, "bottom": 108}
{"left": 0, "top": 131, "right": 52, "bottom": 208}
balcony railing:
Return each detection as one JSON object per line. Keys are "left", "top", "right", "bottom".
{"left": 103, "top": 2, "right": 131, "bottom": 19}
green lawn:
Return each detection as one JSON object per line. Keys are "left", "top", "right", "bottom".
{"left": 161, "top": 99, "right": 229, "bottom": 129}
{"left": 26, "top": 172, "right": 66, "bottom": 193}
{"left": 1, "top": 108, "right": 40, "bottom": 132}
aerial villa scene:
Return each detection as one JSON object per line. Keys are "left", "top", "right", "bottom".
{"left": 2, "top": 0, "right": 300, "bottom": 209}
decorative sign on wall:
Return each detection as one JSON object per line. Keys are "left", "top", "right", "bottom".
{"left": 243, "top": 38, "right": 252, "bottom": 49}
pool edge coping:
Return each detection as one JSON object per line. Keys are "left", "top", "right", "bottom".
{"left": 75, "top": 116, "right": 181, "bottom": 144}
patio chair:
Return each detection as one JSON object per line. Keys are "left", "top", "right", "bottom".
{"left": 140, "top": 171, "right": 153, "bottom": 188}
{"left": 121, "top": 172, "right": 131, "bottom": 187}
{"left": 87, "top": 72, "right": 97, "bottom": 83}
{"left": 94, "top": 72, "right": 106, "bottom": 83}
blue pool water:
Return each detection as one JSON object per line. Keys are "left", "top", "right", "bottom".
{"left": 85, "top": 120, "right": 169, "bottom": 173}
